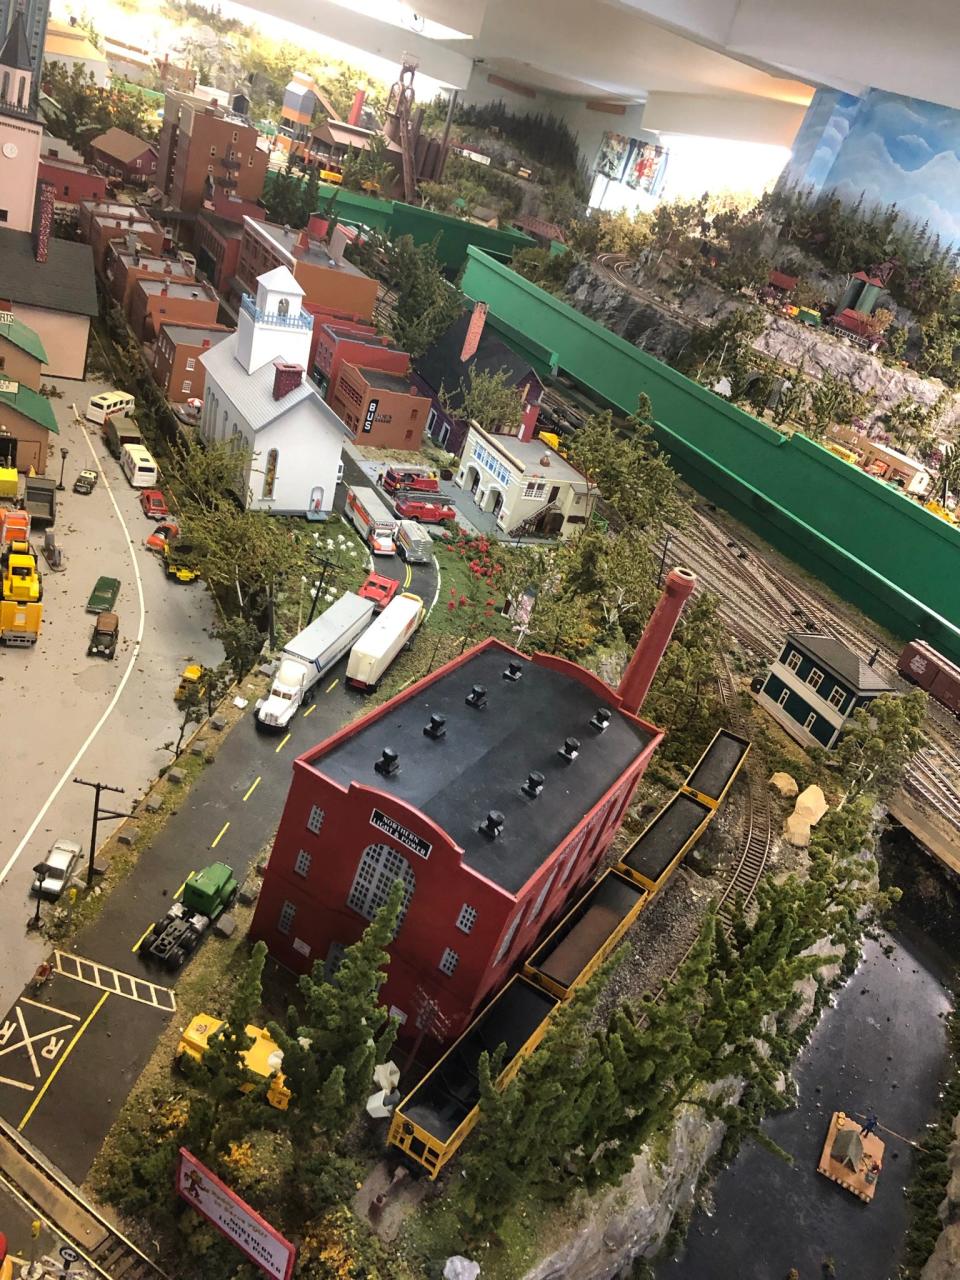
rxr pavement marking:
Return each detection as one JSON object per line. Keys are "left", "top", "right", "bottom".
{"left": 0, "top": 999, "right": 81, "bottom": 1094}
{"left": 53, "top": 951, "right": 177, "bottom": 1011}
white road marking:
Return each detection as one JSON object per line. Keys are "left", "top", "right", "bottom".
{"left": 0, "top": 411, "right": 147, "bottom": 886}
{"left": 425, "top": 554, "right": 442, "bottom": 619}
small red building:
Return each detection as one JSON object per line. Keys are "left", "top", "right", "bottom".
{"left": 128, "top": 278, "right": 220, "bottom": 341}
{"left": 153, "top": 321, "right": 232, "bottom": 403}
{"left": 37, "top": 156, "right": 106, "bottom": 206}
{"left": 329, "top": 363, "right": 431, "bottom": 450}
{"left": 88, "top": 127, "right": 158, "bottom": 185}
{"left": 311, "top": 319, "right": 407, "bottom": 398}
{"left": 250, "top": 571, "right": 695, "bottom": 1046}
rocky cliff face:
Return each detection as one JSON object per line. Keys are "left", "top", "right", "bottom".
{"left": 563, "top": 261, "right": 960, "bottom": 433}
{"left": 920, "top": 1115, "right": 960, "bottom": 1280}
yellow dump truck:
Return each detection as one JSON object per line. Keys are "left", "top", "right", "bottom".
{"left": 2, "top": 542, "right": 42, "bottom": 603}
{"left": 176, "top": 1014, "right": 290, "bottom": 1110}
{"left": 0, "top": 599, "right": 42, "bottom": 646}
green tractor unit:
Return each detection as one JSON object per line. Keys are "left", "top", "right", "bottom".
{"left": 144, "top": 861, "right": 238, "bottom": 971}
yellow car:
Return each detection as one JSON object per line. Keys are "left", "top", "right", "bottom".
{"left": 177, "top": 1013, "right": 290, "bottom": 1109}
{"left": 175, "top": 663, "right": 205, "bottom": 704}
{"left": 163, "top": 541, "right": 199, "bottom": 583}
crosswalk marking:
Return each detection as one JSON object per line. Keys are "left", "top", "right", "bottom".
{"left": 53, "top": 951, "right": 177, "bottom": 1012}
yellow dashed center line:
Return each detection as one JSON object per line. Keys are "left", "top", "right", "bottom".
{"left": 275, "top": 733, "right": 291, "bottom": 753}
{"left": 403, "top": 563, "right": 412, "bottom": 589}
{"left": 210, "top": 821, "right": 230, "bottom": 848}
{"left": 131, "top": 925, "right": 153, "bottom": 954}
{"left": 242, "top": 776, "right": 261, "bottom": 802}
{"left": 303, "top": 704, "right": 316, "bottom": 717}
{"left": 325, "top": 678, "right": 338, "bottom": 693}
{"left": 173, "top": 872, "right": 193, "bottom": 900}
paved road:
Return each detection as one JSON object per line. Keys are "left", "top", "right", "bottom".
{"left": 0, "top": 448, "right": 439, "bottom": 1184}
{"left": 0, "top": 378, "right": 222, "bottom": 1014}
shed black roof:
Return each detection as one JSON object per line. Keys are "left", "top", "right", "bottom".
{"left": 415, "top": 310, "right": 537, "bottom": 410}
{"left": 312, "top": 642, "right": 654, "bottom": 894}
{"left": 787, "top": 632, "right": 893, "bottom": 695}
{"left": 0, "top": 229, "right": 97, "bottom": 317}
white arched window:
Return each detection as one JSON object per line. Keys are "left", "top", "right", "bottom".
{"left": 347, "top": 842, "right": 415, "bottom": 926}
{"left": 262, "top": 448, "right": 278, "bottom": 499}
{"left": 277, "top": 296, "right": 289, "bottom": 317}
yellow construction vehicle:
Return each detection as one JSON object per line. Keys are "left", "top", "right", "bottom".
{"left": 176, "top": 1014, "right": 290, "bottom": 1110}
{"left": 2, "top": 541, "right": 42, "bottom": 603}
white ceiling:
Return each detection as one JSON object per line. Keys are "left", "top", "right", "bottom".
{"left": 238, "top": 0, "right": 960, "bottom": 143}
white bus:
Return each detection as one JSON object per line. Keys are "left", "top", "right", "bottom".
{"left": 86, "top": 391, "right": 135, "bottom": 424}
{"left": 346, "top": 485, "right": 397, "bottom": 556}
{"left": 346, "top": 592, "right": 423, "bottom": 690}
{"left": 120, "top": 442, "right": 159, "bottom": 488}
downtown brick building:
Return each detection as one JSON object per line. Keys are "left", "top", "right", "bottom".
{"left": 250, "top": 570, "right": 696, "bottom": 1046}
{"left": 156, "top": 91, "right": 269, "bottom": 214}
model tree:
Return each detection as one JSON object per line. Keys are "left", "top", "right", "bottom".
{"left": 440, "top": 366, "right": 524, "bottom": 435}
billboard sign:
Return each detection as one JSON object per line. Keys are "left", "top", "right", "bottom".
{"left": 363, "top": 398, "right": 379, "bottom": 433}
{"left": 177, "top": 1148, "right": 296, "bottom": 1280}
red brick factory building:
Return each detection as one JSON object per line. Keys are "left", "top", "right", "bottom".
{"left": 251, "top": 568, "right": 697, "bottom": 1046}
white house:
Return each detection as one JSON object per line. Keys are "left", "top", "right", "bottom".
{"left": 456, "top": 423, "right": 595, "bottom": 539}
{"left": 199, "top": 266, "right": 345, "bottom": 515}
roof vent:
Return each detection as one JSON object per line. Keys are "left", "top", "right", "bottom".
{"left": 521, "top": 770, "right": 544, "bottom": 799}
{"left": 374, "top": 747, "right": 399, "bottom": 777}
{"left": 558, "top": 736, "right": 580, "bottom": 762}
{"left": 423, "top": 712, "right": 446, "bottom": 740}
{"left": 465, "top": 684, "right": 487, "bottom": 709}
{"left": 502, "top": 660, "right": 523, "bottom": 682}
{"left": 590, "top": 707, "right": 612, "bottom": 732}
{"left": 479, "top": 809, "right": 504, "bottom": 840}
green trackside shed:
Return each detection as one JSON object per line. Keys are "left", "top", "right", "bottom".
{"left": 460, "top": 247, "right": 960, "bottom": 664}
{"left": 315, "top": 183, "right": 534, "bottom": 272}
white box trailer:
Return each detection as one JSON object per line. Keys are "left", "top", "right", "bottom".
{"left": 257, "top": 592, "right": 375, "bottom": 728}
{"left": 346, "top": 592, "right": 424, "bottom": 691}
{"left": 396, "top": 519, "right": 433, "bottom": 564}
{"left": 346, "top": 485, "right": 397, "bottom": 556}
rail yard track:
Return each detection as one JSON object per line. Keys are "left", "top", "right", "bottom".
{"left": 0, "top": 1118, "right": 167, "bottom": 1279}
{"left": 672, "top": 507, "right": 960, "bottom": 832}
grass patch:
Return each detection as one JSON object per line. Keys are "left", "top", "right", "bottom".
{"left": 427, "top": 539, "right": 516, "bottom": 640}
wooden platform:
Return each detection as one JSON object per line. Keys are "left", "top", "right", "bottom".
{"left": 817, "top": 1111, "right": 885, "bottom": 1202}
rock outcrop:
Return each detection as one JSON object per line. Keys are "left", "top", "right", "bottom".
{"left": 921, "top": 1114, "right": 960, "bottom": 1280}
{"left": 769, "top": 772, "right": 799, "bottom": 798}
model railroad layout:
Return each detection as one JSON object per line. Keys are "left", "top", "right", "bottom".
{"left": 388, "top": 727, "right": 750, "bottom": 1179}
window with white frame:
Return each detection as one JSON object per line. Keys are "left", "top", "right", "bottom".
{"left": 806, "top": 668, "right": 824, "bottom": 692}
{"left": 181, "top": 380, "right": 191, "bottom": 394}
{"left": 439, "top": 947, "right": 459, "bottom": 976}
{"left": 828, "top": 686, "right": 846, "bottom": 710}
{"left": 456, "top": 904, "right": 477, "bottom": 934}
{"left": 777, "top": 688, "right": 789, "bottom": 707}
{"left": 786, "top": 650, "right": 802, "bottom": 673}
{"left": 347, "top": 843, "right": 416, "bottom": 925}
{"left": 494, "top": 911, "right": 521, "bottom": 964}
{"left": 294, "top": 849, "right": 312, "bottom": 877}
{"left": 560, "top": 831, "right": 586, "bottom": 884}
{"left": 277, "top": 899, "right": 296, "bottom": 935}
{"left": 528, "top": 867, "right": 558, "bottom": 923}
{"left": 523, "top": 480, "right": 546, "bottom": 500}
{"left": 324, "top": 942, "right": 345, "bottom": 982}
{"left": 306, "top": 804, "right": 324, "bottom": 834}
{"left": 803, "top": 712, "right": 817, "bottom": 731}
{"left": 185, "top": 357, "right": 196, "bottom": 371}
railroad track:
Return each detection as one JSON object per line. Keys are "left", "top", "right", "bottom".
{"left": 0, "top": 1120, "right": 167, "bottom": 1279}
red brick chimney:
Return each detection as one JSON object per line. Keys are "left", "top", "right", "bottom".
{"left": 273, "top": 361, "right": 304, "bottom": 400}
{"left": 347, "top": 90, "right": 366, "bottom": 127}
{"left": 460, "top": 302, "right": 488, "bottom": 363}
{"left": 617, "top": 568, "right": 697, "bottom": 715}
{"left": 201, "top": 338, "right": 211, "bottom": 349}
{"left": 33, "top": 183, "right": 55, "bottom": 265}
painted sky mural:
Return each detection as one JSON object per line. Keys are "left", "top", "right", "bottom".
{"left": 780, "top": 87, "right": 960, "bottom": 248}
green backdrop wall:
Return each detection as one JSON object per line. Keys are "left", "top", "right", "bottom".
{"left": 460, "top": 247, "right": 960, "bottom": 663}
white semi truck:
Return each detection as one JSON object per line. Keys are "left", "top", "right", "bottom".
{"left": 257, "top": 593, "right": 375, "bottom": 729}
{"left": 346, "top": 591, "right": 424, "bottom": 691}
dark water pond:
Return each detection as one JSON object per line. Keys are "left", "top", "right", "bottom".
{"left": 656, "top": 926, "right": 955, "bottom": 1280}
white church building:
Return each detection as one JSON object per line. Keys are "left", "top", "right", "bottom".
{"left": 200, "top": 266, "right": 345, "bottom": 515}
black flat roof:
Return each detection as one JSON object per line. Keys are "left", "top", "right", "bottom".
{"left": 403, "top": 977, "right": 556, "bottom": 1142}
{"left": 312, "top": 644, "right": 654, "bottom": 894}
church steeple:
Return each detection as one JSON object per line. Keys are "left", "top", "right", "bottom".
{"left": 0, "top": 10, "right": 34, "bottom": 116}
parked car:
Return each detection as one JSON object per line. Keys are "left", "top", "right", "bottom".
{"left": 395, "top": 498, "right": 456, "bottom": 525}
{"left": 88, "top": 611, "right": 118, "bottom": 659}
{"left": 73, "top": 469, "right": 98, "bottom": 495}
{"left": 145, "top": 520, "right": 179, "bottom": 553}
{"left": 34, "top": 838, "right": 82, "bottom": 898}
{"left": 358, "top": 572, "right": 400, "bottom": 612}
{"left": 86, "top": 575, "right": 120, "bottom": 613}
{"left": 140, "top": 489, "right": 169, "bottom": 520}
{"left": 164, "top": 541, "right": 199, "bottom": 583}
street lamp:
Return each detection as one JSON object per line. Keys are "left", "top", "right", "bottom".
{"left": 57, "top": 446, "right": 69, "bottom": 491}
{"left": 29, "top": 862, "right": 46, "bottom": 930}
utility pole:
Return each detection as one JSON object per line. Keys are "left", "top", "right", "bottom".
{"left": 657, "top": 531, "right": 672, "bottom": 588}
{"left": 305, "top": 554, "right": 340, "bottom": 628}
{"left": 73, "top": 778, "right": 132, "bottom": 888}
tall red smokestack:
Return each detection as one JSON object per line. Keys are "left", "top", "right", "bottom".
{"left": 347, "top": 90, "right": 366, "bottom": 127}
{"left": 460, "top": 301, "right": 488, "bottom": 363}
{"left": 618, "top": 567, "right": 697, "bottom": 715}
